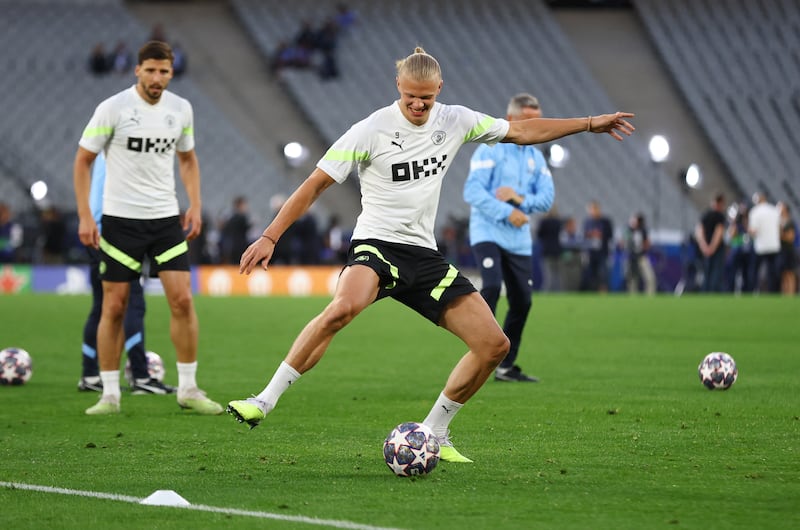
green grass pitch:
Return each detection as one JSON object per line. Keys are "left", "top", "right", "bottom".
{"left": 1, "top": 293, "right": 798, "bottom": 529}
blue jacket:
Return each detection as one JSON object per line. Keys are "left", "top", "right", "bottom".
{"left": 89, "top": 152, "right": 106, "bottom": 228}
{"left": 464, "top": 143, "right": 554, "bottom": 254}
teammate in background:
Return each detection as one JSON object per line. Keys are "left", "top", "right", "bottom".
{"left": 73, "top": 41, "right": 222, "bottom": 415}
{"left": 78, "top": 152, "right": 175, "bottom": 395}
{"left": 227, "top": 47, "right": 635, "bottom": 462}
{"left": 463, "top": 93, "right": 554, "bottom": 383}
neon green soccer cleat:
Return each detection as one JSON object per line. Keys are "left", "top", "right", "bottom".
{"left": 85, "top": 396, "right": 121, "bottom": 415}
{"left": 226, "top": 398, "right": 270, "bottom": 429}
{"left": 437, "top": 431, "right": 474, "bottom": 463}
{"left": 177, "top": 387, "right": 224, "bottom": 415}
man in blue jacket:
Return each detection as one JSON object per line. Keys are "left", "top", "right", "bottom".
{"left": 463, "top": 93, "right": 555, "bottom": 382}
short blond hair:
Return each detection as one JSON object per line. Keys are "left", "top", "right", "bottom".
{"left": 395, "top": 46, "right": 441, "bottom": 82}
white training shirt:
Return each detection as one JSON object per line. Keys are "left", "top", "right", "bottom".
{"left": 78, "top": 85, "right": 195, "bottom": 219}
{"left": 317, "top": 101, "right": 509, "bottom": 249}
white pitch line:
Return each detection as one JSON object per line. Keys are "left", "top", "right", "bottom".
{"left": 0, "top": 481, "right": 405, "bottom": 530}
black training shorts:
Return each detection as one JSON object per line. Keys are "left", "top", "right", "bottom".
{"left": 346, "top": 238, "right": 476, "bottom": 325}
{"left": 99, "top": 215, "right": 190, "bottom": 282}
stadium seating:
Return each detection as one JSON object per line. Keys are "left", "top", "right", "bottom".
{"left": 0, "top": 0, "right": 287, "bottom": 222}
{"left": 634, "top": 0, "right": 800, "bottom": 213}
{"left": 231, "top": 0, "right": 695, "bottom": 233}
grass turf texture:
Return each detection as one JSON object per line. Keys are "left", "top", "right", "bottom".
{"left": 1, "top": 293, "right": 798, "bottom": 529}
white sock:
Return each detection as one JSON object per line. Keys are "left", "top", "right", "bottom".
{"left": 100, "top": 370, "right": 121, "bottom": 400}
{"left": 177, "top": 361, "right": 198, "bottom": 392}
{"left": 423, "top": 392, "right": 464, "bottom": 438}
{"left": 255, "top": 361, "right": 301, "bottom": 408}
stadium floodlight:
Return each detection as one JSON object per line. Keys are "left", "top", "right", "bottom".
{"left": 684, "top": 163, "right": 702, "bottom": 189}
{"left": 546, "top": 143, "right": 569, "bottom": 168}
{"left": 30, "top": 180, "right": 48, "bottom": 201}
{"left": 648, "top": 135, "right": 669, "bottom": 163}
{"left": 283, "top": 141, "right": 309, "bottom": 168}
{"left": 648, "top": 135, "right": 669, "bottom": 231}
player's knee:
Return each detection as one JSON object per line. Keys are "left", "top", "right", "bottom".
{"left": 482, "top": 331, "right": 510, "bottom": 365}
{"left": 321, "top": 299, "right": 360, "bottom": 332}
{"left": 168, "top": 291, "right": 194, "bottom": 318}
{"left": 494, "top": 333, "right": 511, "bottom": 361}
{"left": 101, "top": 296, "right": 127, "bottom": 320}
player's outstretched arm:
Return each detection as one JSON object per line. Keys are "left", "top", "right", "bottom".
{"left": 504, "top": 112, "right": 635, "bottom": 145}
{"left": 239, "top": 168, "right": 336, "bottom": 274}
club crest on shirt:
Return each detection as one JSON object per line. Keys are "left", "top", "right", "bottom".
{"left": 431, "top": 130, "right": 446, "bottom": 145}
{"left": 164, "top": 114, "right": 176, "bottom": 128}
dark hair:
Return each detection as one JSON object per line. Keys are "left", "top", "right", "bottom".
{"left": 138, "top": 40, "right": 174, "bottom": 65}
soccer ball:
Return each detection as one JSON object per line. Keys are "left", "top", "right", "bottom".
{"left": 698, "top": 352, "right": 738, "bottom": 390}
{"left": 124, "top": 351, "right": 165, "bottom": 384}
{"left": 0, "top": 347, "right": 33, "bottom": 385}
{"left": 383, "top": 422, "right": 440, "bottom": 477}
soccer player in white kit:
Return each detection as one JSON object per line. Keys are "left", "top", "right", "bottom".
{"left": 228, "top": 47, "right": 635, "bottom": 462}
{"left": 73, "top": 41, "right": 222, "bottom": 416}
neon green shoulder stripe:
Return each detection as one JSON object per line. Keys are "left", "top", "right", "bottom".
{"left": 82, "top": 126, "right": 113, "bottom": 138}
{"left": 463, "top": 116, "right": 496, "bottom": 143}
{"left": 182, "top": 127, "right": 193, "bottom": 136}
{"left": 323, "top": 148, "right": 369, "bottom": 162}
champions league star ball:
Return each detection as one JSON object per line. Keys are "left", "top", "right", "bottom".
{"left": 0, "top": 347, "right": 33, "bottom": 385}
{"left": 124, "top": 351, "right": 166, "bottom": 384}
{"left": 383, "top": 422, "right": 440, "bottom": 477}
{"left": 698, "top": 352, "right": 738, "bottom": 390}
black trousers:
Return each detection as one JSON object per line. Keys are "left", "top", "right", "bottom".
{"left": 471, "top": 242, "right": 533, "bottom": 370}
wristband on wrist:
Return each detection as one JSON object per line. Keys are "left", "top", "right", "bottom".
{"left": 260, "top": 234, "right": 278, "bottom": 245}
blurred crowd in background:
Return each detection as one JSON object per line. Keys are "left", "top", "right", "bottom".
{"left": 2, "top": 190, "right": 796, "bottom": 296}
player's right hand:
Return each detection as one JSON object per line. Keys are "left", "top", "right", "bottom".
{"left": 78, "top": 216, "right": 99, "bottom": 249}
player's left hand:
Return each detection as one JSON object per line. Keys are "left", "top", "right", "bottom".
{"left": 183, "top": 206, "right": 203, "bottom": 240}
{"left": 239, "top": 236, "right": 275, "bottom": 274}
{"left": 590, "top": 112, "right": 636, "bottom": 141}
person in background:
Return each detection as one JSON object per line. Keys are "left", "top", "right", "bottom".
{"left": 777, "top": 201, "right": 797, "bottom": 295}
{"left": 464, "top": 93, "right": 555, "bottom": 383}
{"left": 73, "top": 41, "right": 222, "bottom": 416}
{"left": 39, "top": 205, "right": 67, "bottom": 265}
{"left": 559, "top": 216, "right": 583, "bottom": 292}
{"left": 748, "top": 192, "right": 781, "bottom": 293}
{"left": 581, "top": 200, "right": 613, "bottom": 292}
{"left": 694, "top": 193, "right": 727, "bottom": 292}
{"left": 624, "top": 212, "right": 656, "bottom": 295}
{"left": 0, "top": 202, "right": 23, "bottom": 263}
{"left": 725, "top": 201, "right": 752, "bottom": 293}
{"left": 221, "top": 196, "right": 252, "bottom": 265}
{"left": 88, "top": 43, "right": 110, "bottom": 75}
{"left": 536, "top": 206, "right": 563, "bottom": 293}
{"left": 78, "top": 152, "right": 175, "bottom": 395}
